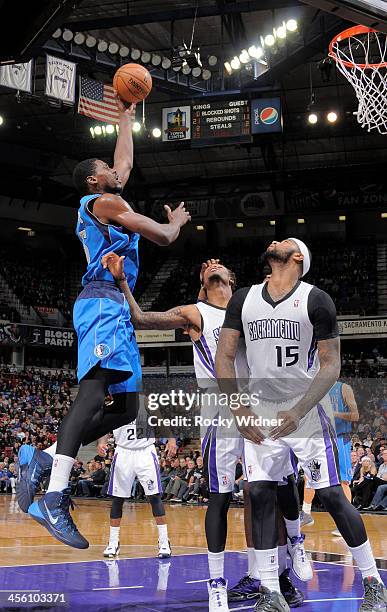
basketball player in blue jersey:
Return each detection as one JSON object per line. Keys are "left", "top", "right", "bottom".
{"left": 17, "top": 97, "right": 190, "bottom": 549}
{"left": 301, "top": 380, "right": 359, "bottom": 534}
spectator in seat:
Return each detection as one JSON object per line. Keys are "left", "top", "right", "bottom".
{"left": 163, "top": 458, "right": 186, "bottom": 500}
{"left": 170, "top": 459, "right": 197, "bottom": 502}
{"left": 352, "top": 457, "right": 377, "bottom": 509}
{"left": 77, "top": 460, "right": 106, "bottom": 497}
{"left": 364, "top": 449, "right": 387, "bottom": 511}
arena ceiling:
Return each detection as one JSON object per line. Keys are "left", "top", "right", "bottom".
{"left": 1, "top": 0, "right": 387, "bottom": 208}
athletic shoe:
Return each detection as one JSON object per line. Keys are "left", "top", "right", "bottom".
{"left": 253, "top": 587, "right": 290, "bottom": 611}
{"left": 158, "top": 540, "right": 172, "bottom": 559}
{"left": 104, "top": 542, "right": 120, "bottom": 558}
{"left": 227, "top": 575, "right": 260, "bottom": 601}
{"left": 28, "top": 487, "right": 89, "bottom": 549}
{"left": 331, "top": 528, "right": 342, "bottom": 537}
{"left": 299, "top": 511, "right": 314, "bottom": 527}
{"left": 16, "top": 445, "right": 53, "bottom": 512}
{"left": 287, "top": 534, "right": 313, "bottom": 581}
{"left": 359, "top": 576, "right": 387, "bottom": 611}
{"left": 170, "top": 498, "right": 182, "bottom": 503}
{"left": 208, "top": 577, "right": 229, "bottom": 611}
{"left": 279, "top": 569, "right": 305, "bottom": 607}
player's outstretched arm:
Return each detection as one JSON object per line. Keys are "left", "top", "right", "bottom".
{"left": 94, "top": 195, "right": 190, "bottom": 246}
{"left": 271, "top": 336, "right": 341, "bottom": 440}
{"left": 101, "top": 252, "right": 201, "bottom": 330}
{"left": 337, "top": 383, "right": 359, "bottom": 422}
{"left": 112, "top": 96, "right": 136, "bottom": 189}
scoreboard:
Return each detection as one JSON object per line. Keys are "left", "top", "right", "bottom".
{"left": 191, "top": 99, "right": 251, "bottom": 147}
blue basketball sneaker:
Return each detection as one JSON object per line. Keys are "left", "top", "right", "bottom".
{"left": 17, "top": 444, "right": 53, "bottom": 512}
{"left": 228, "top": 575, "right": 260, "bottom": 601}
{"left": 28, "top": 487, "right": 89, "bottom": 549}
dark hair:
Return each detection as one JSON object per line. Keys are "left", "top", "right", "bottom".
{"left": 72, "top": 158, "right": 98, "bottom": 195}
{"left": 227, "top": 268, "right": 237, "bottom": 289}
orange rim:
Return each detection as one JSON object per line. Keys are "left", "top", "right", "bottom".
{"left": 329, "top": 24, "right": 387, "bottom": 69}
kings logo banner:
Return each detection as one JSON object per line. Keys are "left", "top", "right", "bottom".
{"left": 162, "top": 106, "right": 191, "bottom": 142}
{"left": 45, "top": 55, "right": 76, "bottom": 103}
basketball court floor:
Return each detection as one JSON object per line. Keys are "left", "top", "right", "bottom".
{"left": 0, "top": 497, "right": 386, "bottom": 610}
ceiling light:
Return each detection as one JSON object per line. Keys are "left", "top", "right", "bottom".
{"left": 133, "top": 122, "right": 141, "bottom": 132}
{"left": 339, "top": 215, "right": 346, "bottom": 221}
{"left": 381, "top": 212, "right": 387, "bottom": 219}
{"left": 286, "top": 19, "right": 298, "bottom": 32}
{"left": 152, "top": 127, "right": 161, "bottom": 138}
{"left": 248, "top": 45, "right": 263, "bottom": 59}
{"left": 119, "top": 46, "right": 129, "bottom": 58}
{"left": 236, "top": 222, "right": 244, "bottom": 228}
{"left": 224, "top": 61, "right": 232, "bottom": 74}
{"left": 230, "top": 56, "right": 241, "bottom": 70}
{"left": 327, "top": 111, "right": 338, "bottom": 123}
{"left": 86, "top": 35, "right": 97, "bottom": 48}
{"left": 0, "top": 116, "right": 3, "bottom": 126}
{"left": 172, "top": 65, "right": 181, "bottom": 72}
{"left": 308, "top": 113, "right": 318, "bottom": 124}
{"left": 208, "top": 55, "right": 218, "bottom": 66}
{"left": 52, "top": 28, "right": 62, "bottom": 39}
{"left": 18, "top": 227, "right": 32, "bottom": 232}
{"left": 202, "top": 69, "right": 212, "bottom": 80}
{"left": 62, "top": 29, "right": 73, "bottom": 42}
{"left": 141, "top": 51, "right": 151, "bottom": 63}
{"left": 264, "top": 34, "right": 275, "bottom": 47}
{"left": 74, "top": 32, "right": 85, "bottom": 45}
{"left": 196, "top": 225, "right": 205, "bottom": 231}
{"left": 269, "top": 220, "right": 276, "bottom": 226}
{"left": 106, "top": 124, "right": 115, "bottom": 134}
{"left": 94, "top": 126, "right": 102, "bottom": 136}
{"left": 192, "top": 66, "right": 201, "bottom": 78}
{"left": 108, "top": 42, "right": 119, "bottom": 54}
{"left": 131, "top": 48, "right": 141, "bottom": 60}
{"left": 297, "top": 218, "right": 305, "bottom": 224}
{"left": 239, "top": 49, "right": 250, "bottom": 64}
{"left": 97, "top": 40, "right": 108, "bottom": 53}
{"left": 162, "top": 57, "right": 171, "bottom": 69}
{"left": 182, "top": 62, "right": 191, "bottom": 75}
{"left": 276, "top": 25, "right": 287, "bottom": 39}
{"left": 151, "top": 54, "right": 161, "bottom": 66}
{"left": 89, "top": 127, "right": 95, "bottom": 138}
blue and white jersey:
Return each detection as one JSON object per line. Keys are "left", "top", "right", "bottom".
{"left": 76, "top": 193, "right": 140, "bottom": 289}
{"left": 330, "top": 381, "right": 351, "bottom": 435}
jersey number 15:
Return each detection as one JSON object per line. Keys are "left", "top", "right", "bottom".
{"left": 275, "top": 345, "right": 299, "bottom": 367}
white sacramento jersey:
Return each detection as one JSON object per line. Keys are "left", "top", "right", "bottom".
{"left": 193, "top": 301, "right": 249, "bottom": 387}
{"left": 113, "top": 400, "right": 155, "bottom": 450}
{"left": 224, "top": 280, "right": 339, "bottom": 401}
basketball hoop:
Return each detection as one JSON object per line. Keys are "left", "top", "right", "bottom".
{"left": 329, "top": 25, "right": 387, "bottom": 134}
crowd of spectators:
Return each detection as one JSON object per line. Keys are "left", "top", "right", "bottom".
{"left": 0, "top": 302, "right": 20, "bottom": 323}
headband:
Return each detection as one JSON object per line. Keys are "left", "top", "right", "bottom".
{"left": 288, "top": 237, "right": 311, "bottom": 277}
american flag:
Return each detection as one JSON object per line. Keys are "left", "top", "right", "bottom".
{"left": 78, "top": 76, "right": 119, "bottom": 124}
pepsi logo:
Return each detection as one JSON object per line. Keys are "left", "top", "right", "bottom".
{"left": 260, "top": 106, "right": 278, "bottom": 125}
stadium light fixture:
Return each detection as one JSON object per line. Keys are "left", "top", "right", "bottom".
{"left": 131, "top": 48, "right": 141, "bottom": 60}
{"left": 381, "top": 212, "right": 387, "bottom": 219}
{"left": 0, "top": 116, "right": 3, "bottom": 126}
{"left": 269, "top": 220, "right": 276, "bottom": 226}
{"left": 286, "top": 19, "right": 298, "bottom": 32}
{"left": 141, "top": 51, "right": 151, "bottom": 63}
{"left": 18, "top": 227, "right": 32, "bottom": 232}
{"left": 119, "top": 46, "right": 130, "bottom": 58}
{"left": 339, "top": 215, "right": 346, "bottom": 221}
{"left": 106, "top": 124, "right": 115, "bottom": 134}
{"left": 202, "top": 69, "right": 212, "bottom": 80}
{"left": 86, "top": 36, "right": 97, "bottom": 48}
{"left": 297, "top": 218, "right": 305, "bottom": 224}
{"left": 327, "top": 111, "right": 338, "bottom": 123}
{"left": 152, "top": 128, "right": 161, "bottom": 138}
{"left": 196, "top": 225, "right": 205, "bottom": 231}
{"left": 308, "top": 113, "right": 318, "bottom": 124}
{"left": 239, "top": 49, "right": 250, "bottom": 64}
{"left": 52, "top": 28, "right": 62, "bottom": 39}
{"left": 276, "top": 24, "right": 287, "bottom": 40}
{"left": 230, "top": 56, "right": 241, "bottom": 70}
{"left": 133, "top": 122, "right": 141, "bottom": 133}
{"left": 208, "top": 55, "right": 218, "bottom": 66}
{"left": 192, "top": 66, "right": 202, "bottom": 78}
{"left": 74, "top": 32, "right": 85, "bottom": 45}
{"left": 94, "top": 126, "right": 102, "bottom": 136}
{"left": 248, "top": 45, "right": 263, "bottom": 59}
{"left": 182, "top": 62, "right": 191, "bottom": 75}
{"left": 264, "top": 34, "right": 275, "bottom": 47}
{"left": 89, "top": 127, "right": 95, "bottom": 138}
{"left": 236, "top": 222, "right": 244, "bottom": 228}
{"left": 97, "top": 40, "right": 108, "bottom": 53}
{"left": 162, "top": 57, "right": 171, "bottom": 69}
{"left": 108, "top": 42, "right": 119, "bottom": 54}
{"left": 224, "top": 61, "right": 232, "bottom": 74}
{"left": 62, "top": 29, "right": 74, "bottom": 42}
{"left": 151, "top": 54, "right": 162, "bottom": 66}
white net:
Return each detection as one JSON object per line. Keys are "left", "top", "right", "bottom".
{"left": 330, "top": 28, "right": 387, "bottom": 134}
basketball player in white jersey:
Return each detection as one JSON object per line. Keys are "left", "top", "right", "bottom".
{"left": 97, "top": 398, "right": 174, "bottom": 559}
{"left": 216, "top": 238, "right": 387, "bottom": 612}
{"left": 101, "top": 253, "right": 308, "bottom": 612}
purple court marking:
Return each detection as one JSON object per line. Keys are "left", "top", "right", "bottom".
{"left": 0, "top": 552, "right": 385, "bottom": 611}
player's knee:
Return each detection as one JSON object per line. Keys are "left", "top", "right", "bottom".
{"left": 317, "top": 485, "right": 347, "bottom": 512}
{"left": 208, "top": 492, "right": 232, "bottom": 515}
{"left": 110, "top": 496, "right": 125, "bottom": 520}
{"left": 248, "top": 481, "right": 277, "bottom": 510}
{"left": 110, "top": 392, "right": 139, "bottom": 422}
{"left": 148, "top": 494, "right": 165, "bottom": 517}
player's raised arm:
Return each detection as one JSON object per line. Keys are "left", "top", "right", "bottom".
{"left": 101, "top": 252, "right": 201, "bottom": 330}
{"left": 94, "top": 195, "right": 190, "bottom": 247}
{"left": 112, "top": 96, "right": 136, "bottom": 190}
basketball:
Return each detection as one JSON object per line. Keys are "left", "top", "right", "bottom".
{"left": 113, "top": 63, "right": 152, "bottom": 104}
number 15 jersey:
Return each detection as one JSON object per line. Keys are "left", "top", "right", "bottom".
{"left": 223, "top": 280, "right": 339, "bottom": 402}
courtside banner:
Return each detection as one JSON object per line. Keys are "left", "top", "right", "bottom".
{"left": 135, "top": 330, "right": 175, "bottom": 343}
{"left": 0, "top": 60, "right": 33, "bottom": 93}
{"left": 338, "top": 318, "right": 387, "bottom": 336}
{"left": 251, "top": 98, "right": 283, "bottom": 134}
{"left": 45, "top": 55, "right": 76, "bottom": 103}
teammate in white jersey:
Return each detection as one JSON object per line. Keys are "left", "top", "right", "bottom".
{"left": 102, "top": 252, "right": 308, "bottom": 612}
{"left": 97, "top": 398, "right": 175, "bottom": 559}
{"left": 216, "top": 238, "right": 387, "bottom": 612}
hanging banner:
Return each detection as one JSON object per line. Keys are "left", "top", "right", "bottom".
{"left": 45, "top": 55, "right": 76, "bottom": 103}
{"left": 0, "top": 60, "right": 33, "bottom": 93}
{"left": 162, "top": 106, "right": 191, "bottom": 141}
{"left": 251, "top": 98, "right": 283, "bottom": 134}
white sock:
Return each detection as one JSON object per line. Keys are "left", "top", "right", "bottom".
{"left": 208, "top": 551, "right": 224, "bottom": 580}
{"left": 109, "top": 526, "right": 120, "bottom": 545}
{"left": 46, "top": 454, "right": 75, "bottom": 493}
{"left": 278, "top": 544, "right": 288, "bottom": 575}
{"left": 302, "top": 502, "right": 312, "bottom": 514}
{"left": 284, "top": 517, "right": 301, "bottom": 539}
{"left": 248, "top": 547, "right": 260, "bottom": 579}
{"left": 43, "top": 443, "right": 57, "bottom": 459}
{"left": 255, "top": 548, "right": 280, "bottom": 592}
{"left": 157, "top": 524, "right": 168, "bottom": 544}
{"left": 348, "top": 540, "right": 381, "bottom": 582}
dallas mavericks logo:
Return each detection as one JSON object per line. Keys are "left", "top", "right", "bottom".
{"left": 308, "top": 459, "right": 322, "bottom": 482}
{"left": 147, "top": 479, "right": 155, "bottom": 492}
{"left": 94, "top": 343, "right": 111, "bottom": 358}
{"left": 260, "top": 107, "right": 278, "bottom": 125}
